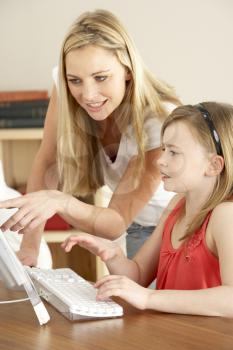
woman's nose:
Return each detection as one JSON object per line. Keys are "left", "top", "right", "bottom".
{"left": 82, "top": 83, "right": 99, "bottom": 101}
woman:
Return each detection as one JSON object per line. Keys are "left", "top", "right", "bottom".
{"left": 0, "top": 9, "right": 181, "bottom": 265}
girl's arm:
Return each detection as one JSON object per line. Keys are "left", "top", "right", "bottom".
{"left": 95, "top": 202, "right": 233, "bottom": 317}
{"left": 61, "top": 195, "right": 180, "bottom": 285}
{"left": 0, "top": 145, "right": 163, "bottom": 239}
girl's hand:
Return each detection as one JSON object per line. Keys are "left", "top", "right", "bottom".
{"left": 95, "top": 275, "right": 153, "bottom": 310}
{"left": 61, "top": 234, "right": 120, "bottom": 262}
{"left": 0, "top": 190, "right": 70, "bottom": 233}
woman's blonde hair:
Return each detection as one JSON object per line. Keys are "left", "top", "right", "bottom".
{"left": 161, "top": 102, "right": 233, "bottom": 238}
{"left": 57, "top": 9, "right": 181, "bottom": 196}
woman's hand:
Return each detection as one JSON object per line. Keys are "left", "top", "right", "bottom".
{"left": 0, "top": 190, "right": 70, "bottom": 233}
{"left": 61, "top": 234, "right": 121, "bottom": 262}
{"left": 16, "top": 247, "right": 38, "bottom": 267}
{"left": 95, "top": 275, "right": 153, "bottom": 310}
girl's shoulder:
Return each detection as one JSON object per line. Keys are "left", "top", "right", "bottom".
{"left": 208, "top": 200, "right": 233, "bottom": 235}
{"left": 211, "top": 200, "right": 233, "bottom": 217}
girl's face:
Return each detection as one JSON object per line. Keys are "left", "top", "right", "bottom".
{"left": 65, "top": 45, "right": 130, "bottom": 121}
{"left": 157, "top": 121, "right": 211, "bottom": 193}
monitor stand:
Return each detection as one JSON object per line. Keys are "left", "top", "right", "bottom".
{"left": 0, "top": 231, "right": 50, "bottom": 325}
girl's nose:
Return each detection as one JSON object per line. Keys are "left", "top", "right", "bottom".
{"left": 157, "top": 152, "right": 167, "bottom": 167}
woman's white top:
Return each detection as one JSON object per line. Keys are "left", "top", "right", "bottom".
{"left": 53, "top": 67, "right": 175, "bottom": 226}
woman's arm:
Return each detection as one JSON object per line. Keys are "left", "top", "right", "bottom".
{"left": 59, "top": 147, "right": 163, "bottom": 237}
{"left": 0, "top": 147, "right": 163, "bottom": 239}
{"left": 18, "top": 86, "right": 58, "bottom": 265}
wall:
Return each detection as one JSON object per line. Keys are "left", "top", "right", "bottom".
{"left": 0, "top": 0, "right": 232, "bottom": 103}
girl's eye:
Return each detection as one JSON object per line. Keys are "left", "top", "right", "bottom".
{"left": 170, "top": 150, "right": 178, "bottom": 156}
{"left": 95, "top": 75, "right": 107, "bottom": 82}
{"left": 161, "top": 145, "right": 179, "bottom": 156}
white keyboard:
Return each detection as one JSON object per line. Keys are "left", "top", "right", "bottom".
{"left": 26, "top": 267, "right": 123, "bottom": 321}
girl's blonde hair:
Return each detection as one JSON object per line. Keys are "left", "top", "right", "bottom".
{"left": 57, "top": 9, "right": 181, "bottom": 196}
{"left": 161, "top": 102, "right": 233, "bottom": 238}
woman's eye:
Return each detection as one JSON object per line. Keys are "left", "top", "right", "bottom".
{"left": 68, "top": 79, "right": 81, "bottom": 85}
{"left": 95, "top": 75, "right": 107, "bottom": 82}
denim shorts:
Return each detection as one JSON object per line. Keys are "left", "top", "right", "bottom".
{"left": 126, "top": 222, "right": 155, "bottom": 259}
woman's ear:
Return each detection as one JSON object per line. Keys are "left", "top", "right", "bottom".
{"left": 125, "top": 69, "right": 131, "bottom": 81}
{"left": 206, "top": 155, "right": 224, "bottom": 176}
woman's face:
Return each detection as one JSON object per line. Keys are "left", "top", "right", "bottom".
{"left": 66, "top": 45, "right": 130, "bottom": 121}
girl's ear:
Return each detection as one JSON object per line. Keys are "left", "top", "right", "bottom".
{"left": 206, "top": 155, "right": 224, "bottom": 176}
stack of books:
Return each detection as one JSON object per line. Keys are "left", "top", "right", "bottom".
{"left": 0, "top": 90, "right": 49, "bottom": 128}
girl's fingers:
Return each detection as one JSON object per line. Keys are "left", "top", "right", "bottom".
{"left": 62, "top": 241, "right": 76, "bottom": 252}
{"left": 96, "top": 280, "right": 125, "bottom": 300}
{"left": 61, "top": 235, "right": 94, "bottom": 252}
{"left": 94, "top": 275, "right": 123, "bottom": 288}
{"left": 97, "top": 289, "right": 121, "bottom": 300}
{"left": 61, "top": 237, "right": 76, "bottom": 251}
{"left": 61, "top": 235, "right": 112, "bottom": 259}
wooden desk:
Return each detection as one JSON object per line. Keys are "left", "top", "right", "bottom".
{"left": 0, "top": 285, "right": 233, "bottom": 350}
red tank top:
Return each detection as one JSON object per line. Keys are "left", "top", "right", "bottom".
{"left": 156, "top": 199, "right": 221, "bottom": 290}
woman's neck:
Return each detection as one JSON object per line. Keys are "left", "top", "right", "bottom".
{"left": 95, "top": 115, "right": 122, "bottom": 159}
{"left": 98, "top": 114, "right": 121, "bottom": 141}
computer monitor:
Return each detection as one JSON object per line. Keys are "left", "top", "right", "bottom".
{"left": 0, "top": 230, "right": 50, "bottom": 325}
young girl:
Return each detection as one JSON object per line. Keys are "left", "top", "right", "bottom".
{"left": 0, "top": 9, "right": 180, "bottom": 265}
{"left": 61, "top": 101, "right": 233, "bottom": 317}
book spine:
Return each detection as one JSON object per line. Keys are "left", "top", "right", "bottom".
{"left": 0, "top": 118, "right": 45, "bottom": 128}
{"left": 0, "top": 106, "right": 48, "bottom": 119}
{"left": 0, "top": 90, "right": 48, "bottom": 102}
{"left": 0, "top": 99, "right": 49, "bottom": 109}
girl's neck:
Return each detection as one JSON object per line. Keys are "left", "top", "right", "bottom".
{"left": 184, "top": 179, "right": 216, "bottom": 222}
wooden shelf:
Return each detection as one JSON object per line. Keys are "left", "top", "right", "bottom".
{"left": 0, "top": 128, "right": 43, "bottom": 140}
{"left": 43, "top": 230, "right": 76, "bottom": 243}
